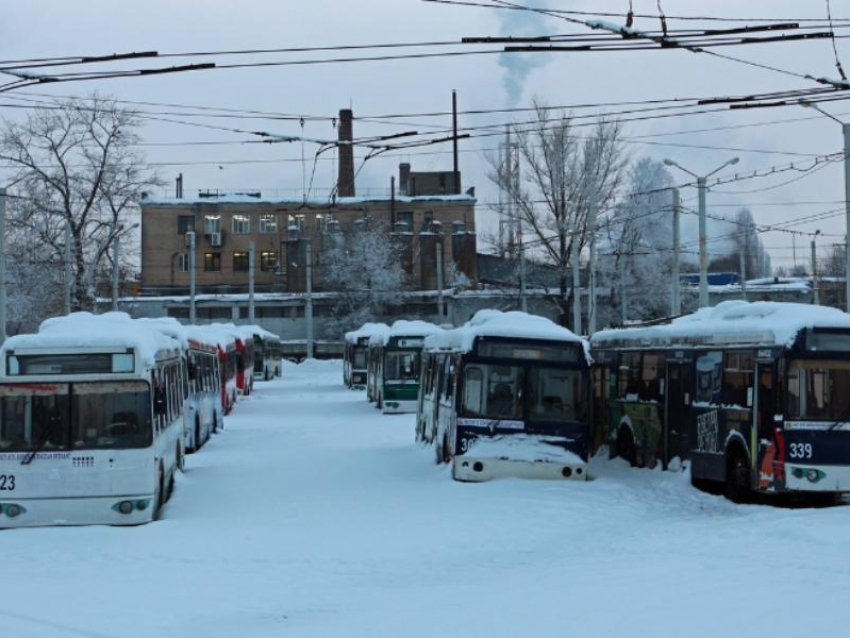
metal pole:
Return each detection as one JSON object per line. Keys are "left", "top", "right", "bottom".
{"left": 588, "top": 193, "right": 598, "bottom": 334}
{"left": 111, "top": 227, "right": 120, "bottom": 312}
{"left": 671, "top": 188, "right": 681, "bottom": 315}
{"left": 740, "top": 223, "right": 748, "bottom": 301}
{"left": 698, "top": 176, "right": 709, "bottom": 308}
{"left": 572, "top": 235, "right": 581, "bottom": 335}
{"left": 248, "top": 241, "right": 255, "bottom": 323}
{"left": 305, "top": 241, "right": 314, "bottom": 359}
{"left": 64, "top": 218, "right": 72, "bottom": 315}
{"left": 188, "top": 231, "right": 196, "bottom": 324}
{"left": 436, "top": 241, "right": 444, "bottom": 319}
{"left": 812, "top": 235, "right": 820, "bottom": 306}
{"left": 452, "top": 89, "right": 460, "bottom": 195}
{"left": 619, "top": 251, "right": 627, "bottom": 326}
{"left": 843, "top": 123, "right": 850, "bottom": 312}
{"left": 0, "top": 188, "right": 5, "bottom": 343}
{"left": 519, "top": 235, "right": 528, "bottom": 312}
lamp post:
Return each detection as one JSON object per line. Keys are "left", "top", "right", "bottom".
{"left": 801, "top": 101, "right": 850, "bottom": 313}
{"left": 664, "top": 156, "right": 740, "bottom": 308}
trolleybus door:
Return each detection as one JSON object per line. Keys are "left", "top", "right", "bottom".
{"left": 664, "top": 362, "right": 691, "bottom": 467}
{"left": 754, "top": 360, "right": 775, "bottom": 482}
{"left": 591, "top": 366, "right": 610, "bottom": 455}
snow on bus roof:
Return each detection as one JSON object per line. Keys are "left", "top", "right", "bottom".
{"left": 136, "top": 317, "right": 235, "bottom": 350}
{"left": 3, "top": 312, "right": 180, "bottom": 364}
{"left": 369, "top": 320, "right": 443, "bottom": 346}
{"left": 424, "top": 310, "right": 585, "bottom": 354}
{"left": 345, "top": 323, "right": 390, "bottom": 344}
{"left": 243, "top": 325, "right": 280, "bottom": 341}
{"left": 591, "top": 301, "right": 850, "bottom": 349}
{"left": 208, "top": 323, "right": 258, "bottom": 343}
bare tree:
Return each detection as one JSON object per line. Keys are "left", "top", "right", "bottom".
{"left": 490, "top": 101, "right": 628, "bottom": 322}
{"left": 321, "top": 220, "right": 407, "bottom": 335}
{"left": 1, "top": 94, "right": 160, "bottom": 310}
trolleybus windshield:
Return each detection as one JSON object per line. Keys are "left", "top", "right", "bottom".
{"left": 787, "top": 360, "right": 850, "bottom": 421}
{"left": 385, "top": 351, "right": 419, "bottom": 382}
{"left": 0, "top": 381, "right": 152, "bottom": 452}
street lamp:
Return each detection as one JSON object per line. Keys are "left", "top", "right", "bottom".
{"left": 800, "top": 100, "right": 850, "bottom": 313}
{"left": 664, "top": 156, "right": 740, "bottom": 308}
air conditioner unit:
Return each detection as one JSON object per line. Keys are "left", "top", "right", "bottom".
{"left": 209, "top": 232, "right": 222, "bottom": 247}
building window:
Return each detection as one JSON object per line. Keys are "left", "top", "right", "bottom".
{"left": 260, "top": 214, "right": 278, "bottom": 234}
{"left": 288, "top": 214, "right": 305, "bottom": 233}
{"left": 203, "top": 252, "right": 221, "bottom": 272}
{"left": 233, "top": 251, "right": 249, "bottom": 272}
{"left": 177, "top": 254, "right": 190, "bottom": 272}
{"left": 232, "top": 214, "right": 251, "bottom": 234}
{"left": 177, "top": 215, "right": 195, "bottom": 235}
{"left": 315, "top": 215, "right": 326, "bottom": 234}
{"left": 261, "top": 251, "right": 279, "bottom": 272}
{"left": 422, "top": 210, "right": 434, "bottom": 232}
{"left": 203, "top": 215, "right": 221, "bottom": 234}
{"left": 397, "top": 211, "right": 413, "bottom": 231}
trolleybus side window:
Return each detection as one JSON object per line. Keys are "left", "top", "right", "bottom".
{"left": 695, "top": 351, "right": 723, "bottom": 404}
{"left": 641, "top": 353, "right": 662, "bottom": 402}
{"left": 617, "top": 353, "right": 642, "bottom": 399}
{"left": 787, "top": 360, "right": 850, "bottom": 420}
{"left": 723, "top": 351, "right": 753, "bottom": 408}
{"left": 462, "top": 366, "right": 484, "bottom": 415}
{"left": 462, "top": 364, "right": 524, "bottom": 419}
{"left": 0, "top": 384, "right": 70, "bottom": 451}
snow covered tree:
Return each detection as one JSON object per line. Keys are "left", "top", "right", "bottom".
{"left": 1, "top": 94, "right": 160, "bottom": 311}
{"left": 489, "top": 101, "right": 627, "bottom": 323}
{"left": 321, "top": 220, "right": 407, "bottom": 335}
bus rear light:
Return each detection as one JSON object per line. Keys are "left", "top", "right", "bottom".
{"left": 562, "top": 467, "right": 573, "bottom": 478}
{"left": 472, "top": 461, "right": 484, "bottom": 473}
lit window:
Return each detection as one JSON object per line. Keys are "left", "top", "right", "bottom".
{"left": 203, "top": 252, "right": 221, "bottom": 272}
{"left": 233, "top": 252, "right": 249, "bottom": 272}
{"left": 261, "top": 251, "right": 279, "bottom": 272}
{"left": 260, "top": 214, "right": 278, "bottom": 234}
{"left": 177, "top": 216, "right": 195, "bottom": 235}
{"left": 232, "top": 214, "right": 251, "bottom": 234}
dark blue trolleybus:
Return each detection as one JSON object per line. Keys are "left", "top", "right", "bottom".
{"left": 417, "top": 310, "right": 591, "bottom": 482}
{"left": 590, "top": 301, "right": 850, "bottom": 500}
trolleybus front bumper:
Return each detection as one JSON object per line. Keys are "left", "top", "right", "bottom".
{"left": 382, "top": 399, "right": 418, "bottom": 414}
{"left": 452, "top": 454, "right": 587, "bottom": 482}
{"left": 0, "top": 494, "right": 156, "bottom": 528}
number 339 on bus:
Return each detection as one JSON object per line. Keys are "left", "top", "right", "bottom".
{"left": 788, "top": 443, "right": 813, "bottom": 459}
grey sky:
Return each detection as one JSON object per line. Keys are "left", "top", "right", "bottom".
{"left": 2, "top": 0, "right": 848, "bottom": 268}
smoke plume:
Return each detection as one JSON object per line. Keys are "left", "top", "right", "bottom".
{"left": 496, "top": 2, "right": 553, "bottom": 107}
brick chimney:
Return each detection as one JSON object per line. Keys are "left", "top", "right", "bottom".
{"left": 399, "top": 163, "right": 411, "bottom": 196}
{"left": 337, "top": 109, "right": 355, "bottom": 197}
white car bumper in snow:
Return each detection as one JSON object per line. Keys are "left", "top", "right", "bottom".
{"left": 382, "top": 399, "right": 417, "bottom": 414}
{"left": 452, "top": 455, "right": 588, "bottom": 482}
{"left": 0, "top": 494, "right": 156, "bottom": 528}
{"left": 785, "top": 463, "right": 850, "bottom": 492}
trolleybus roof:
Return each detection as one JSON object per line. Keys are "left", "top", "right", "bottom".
{"left": 345, "top": 323, "right": 390, "bottom": 345}
{"left": 369, "top": 320, "right": 443, "bottom": 346}
{"left": 591, "top": 301, "right": 850, "bottom": 350}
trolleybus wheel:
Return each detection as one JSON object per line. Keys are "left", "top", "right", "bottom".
{"left": 155, "top": 464, "right": 165, "bottom": 519}
{"left": 725, "top": 449, "right": 751, "bottom": 503}
{"left": 616, "top": 428, "right": 637, "bottom": 467}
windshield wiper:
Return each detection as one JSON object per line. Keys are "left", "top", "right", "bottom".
{"left": 826, "top": 404, "right": 850, "bottom": 432}
{"left": 20, "top": 429, "right": 53, "bottom": 465}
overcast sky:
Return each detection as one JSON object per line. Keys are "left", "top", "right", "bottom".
{"left": 2, "top": 0, "right": 849, "bottom": 268}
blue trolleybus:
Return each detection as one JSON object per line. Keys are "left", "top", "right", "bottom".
{"left": 590, "top": 301, "right": 850, "bottom": 500}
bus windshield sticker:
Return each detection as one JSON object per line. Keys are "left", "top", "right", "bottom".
{"left": 458, "top": 417, "right": 525, "bottom": 431}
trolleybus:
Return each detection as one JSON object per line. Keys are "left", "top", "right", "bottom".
{"left": 252, "top": 328, "right": 282, "bottom": 381}
{"left": 369, "top": 320, "right": 442, "bottom": 413}
{"left": 344, "top": 323, "right": 389, "bottom": 389}
{"left": 417, "top": 310, "right": 591, "bottom": 481}
{"left": 590, "top": 301, "right": 850, "bottom": 500}
{"left": 0, "top": 312, "right": 186, "bottom": 527}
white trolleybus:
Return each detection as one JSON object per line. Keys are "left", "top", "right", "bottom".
{"left": 590, "top": 301, "right": 850, "bottom": 501}
{"left": 368, "top": 320, "right": 443, "bottom": 414}
{"left": 252, "top": 327, "right": 283, "bottom": 381}
{"left": 141, "top": 319, "right": 224, "bottom": 454}
{"left": 345, "top": 323, "right": 389, "bottom": 390}
{"left": 417, "top": 310, "right": 591, "bottom": 482}
{"left": 0, "top": 313, "right": 186, "bottom": 528}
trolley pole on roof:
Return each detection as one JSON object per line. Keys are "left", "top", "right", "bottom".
{"left": 248, "top": 241, "right": 256, "bottom": 323}
{"left": 187, "top": 231, "right": 196, "bottom": 324}
{"left": 0, "top": 188, "right": 6, "bottom": 343}
{"left": 664, "top": 156, "right": 739, "bottom": 308}
{"left": 671, "top": 188, "right": 681, "bottom": 316}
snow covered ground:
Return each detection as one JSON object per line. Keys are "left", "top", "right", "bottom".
{"left": 2, "top": 359, "right": 849, "bottom": 638}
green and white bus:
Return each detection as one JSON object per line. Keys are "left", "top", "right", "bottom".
{"left": 368, "top": 320, "right": 443, "bottom": 414}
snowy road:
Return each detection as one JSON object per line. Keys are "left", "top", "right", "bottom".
{"left": 2, "top": 360, "right": 849, "bottom": 638}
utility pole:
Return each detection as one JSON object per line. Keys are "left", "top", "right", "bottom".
{"left": 187, "top": 231, "right": 196, "bottom": 324}
{"left": 572, "top": 235, "right": 581, "bottom": 335}
{"left": 619, "top": 251, "right": 628, "bottom": 326}
{"left": 111, "top": 226, "right": 120, "bottom": 312}
{"left": 248, "top": 241, "right": 255, "bottom": 323}
{"left": 844, "top": 122, "right": 850, "bottom": 312}
{"left": 436, "top": 241, "right": 445, "bottom": 320}
{"left": 740, "top": 223, "right": 748, "bottom": 301}
{"left": 812, "top": 231, "right": 821, "bottom": 306}
{"left": 588, "top": 193, "right": 598, "bottom": 335}
{"left": 305, "top": 241, "right": 314, "bottom": 359}
{"left": 64, "top": 218, "right": 72, "bottom": 315}
{"left": 519, "top": 231, "right": 528, "bottom": 313}
{"left": 671, "top": 188, "right": 681, "bottom": 316}
{"left": 452, "top": 89, "right": 460, "bottom": 195}
{"left": 0, "top": 188, "right": 5, "bottom": 343}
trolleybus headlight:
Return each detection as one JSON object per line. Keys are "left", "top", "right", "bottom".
{"left": 5, "top": 503, "right": 22, "bottom": 518}
{"left": 562, "top": 467, "right": 573, "bottom": 478}
{"left": 115, "top": 501, "right": 134, "bottom": 515}
{"left": 473, "top": 461, "right": 484, "bottom": 473}
{"left": 576, "top": 467, "right": 583, "bottom": 476}
{"left": 136, "top": 499, "right": 150, "bottom": 511}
